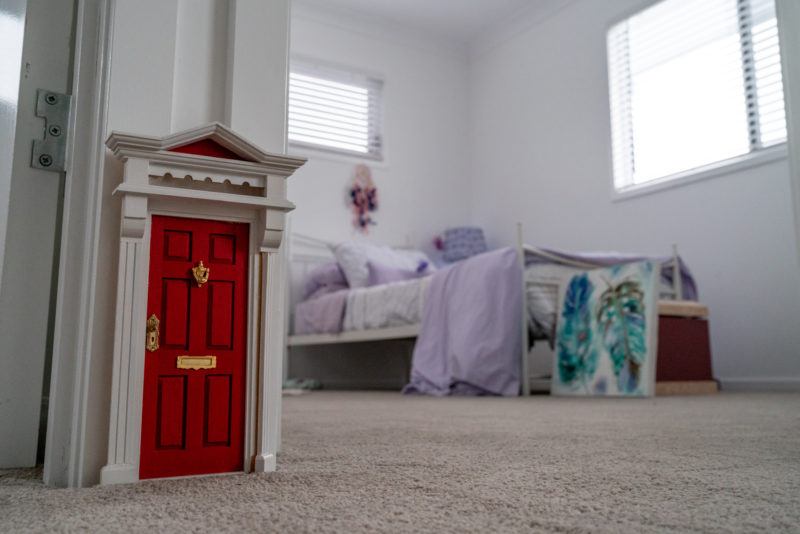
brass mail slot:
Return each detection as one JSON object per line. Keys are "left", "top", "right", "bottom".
{"left": 176, "top": 355, "right": 217, "bottom": 370}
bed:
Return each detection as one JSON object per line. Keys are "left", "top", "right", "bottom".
{"left": 285, "top": 226, "right": 697, "bottom": 396}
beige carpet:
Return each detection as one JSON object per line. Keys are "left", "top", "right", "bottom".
{"left": 2, "top": 391, "right": 800, "bottom": 533}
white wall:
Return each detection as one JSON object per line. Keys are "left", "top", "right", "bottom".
{"left": 171, "top": 0, "right": 228, "bottom": 131}
{"left": 289, "top": 3, "right": 472, "bottom": 249}
{"left": 468, "top": 0, "right": 800, "bottom": 388}
{"left": 286, "top": 3, "right": 472, "bottom": 387}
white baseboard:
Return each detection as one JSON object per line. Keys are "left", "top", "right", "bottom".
{"left": 99, "top": 464, "right": 139, "bottom": 485}
{"left": 718, "top": 377, "right": 800, "bottom": 392}
{"left": 254, "top": 453, "right": 276, "bottom": 472}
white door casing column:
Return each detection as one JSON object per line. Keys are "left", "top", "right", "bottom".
{"left": 99, "top": 159, "right": 149, "bottom": 484}
{"left": 254, "top": 246, "right": 284, "bottom": 471}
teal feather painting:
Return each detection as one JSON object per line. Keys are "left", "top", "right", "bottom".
{"left": 551, "top": 261, "right": 659, "bottom": 397}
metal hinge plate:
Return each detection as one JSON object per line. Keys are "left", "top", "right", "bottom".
{"left": 31, "top": 89, "right": 72, "bottom": 172}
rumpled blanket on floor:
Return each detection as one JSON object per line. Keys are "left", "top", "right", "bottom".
{"left": 403, "top": 247, "right": 522, "bottom": 396}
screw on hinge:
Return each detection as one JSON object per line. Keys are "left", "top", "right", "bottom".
{"left": 39, "top": 154, "right": 53, "bottom": 167}
{"left": 48, "top": 125, "right": 61, "bottom": 137}
{"left": 45, "top": 93, "right": 58, "bottom": 105}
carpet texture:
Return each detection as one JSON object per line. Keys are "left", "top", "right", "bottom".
{"left": 1, "top": 392, "right": 799, "bottom": 533}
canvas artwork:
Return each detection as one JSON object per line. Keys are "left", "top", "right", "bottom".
{"left": 551, "top": 261, "right": 660, "bottom": 397}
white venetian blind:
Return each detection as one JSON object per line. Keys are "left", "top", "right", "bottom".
{"left": 607, "top": 0, "right": 787, "bottom": 190}
{"left": 747, "top": 0, "right": 786, "bottom": 147}
{"left": 288, "top": 60, "right": 383, "bottom": 160}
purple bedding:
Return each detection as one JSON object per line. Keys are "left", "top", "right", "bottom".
{"left": 403, "top": 247, "right": 522, "bottom": 397}
{"left": 293, "top": 289, "right": 348, "bottom": 335}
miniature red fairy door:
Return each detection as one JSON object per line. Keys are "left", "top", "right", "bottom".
{"left": 140, "top": 215, "right": 249, "bottom": 479}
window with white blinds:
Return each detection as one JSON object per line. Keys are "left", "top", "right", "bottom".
{"left": 288, "top": 59, "right": 383, "bottom": 160}
{"left": 607, "top": 0, "right": 786, "bottom": 191}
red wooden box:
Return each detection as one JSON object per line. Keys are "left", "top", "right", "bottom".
{"left": 655, "top": 301, "right": 717, "bottom": 395}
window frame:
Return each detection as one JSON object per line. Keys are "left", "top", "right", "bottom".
{"left": 288, "top": 57, "right": 385, "bottom": 162}
{"left": 606, "top": 0, "right": 788, "bottom": 200}
{"left": 609, "top": 142, "right": 787, "bottom": 201}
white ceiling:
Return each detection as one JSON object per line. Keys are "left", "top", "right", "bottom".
{"left": 295, "top": 0, "right": 534, "bottom": 44}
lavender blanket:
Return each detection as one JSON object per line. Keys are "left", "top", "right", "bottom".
{"left": 403, "top": 248, "right": 522, "bottom": 397}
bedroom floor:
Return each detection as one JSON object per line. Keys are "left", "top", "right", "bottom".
{"left": 2, "top": 391, "right": 799, "bottom": 533}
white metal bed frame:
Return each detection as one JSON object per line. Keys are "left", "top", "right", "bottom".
{"left": 285, "top": 225, "right": 685, "bottom": 396}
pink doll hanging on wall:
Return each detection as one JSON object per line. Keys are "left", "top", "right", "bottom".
{"left": 350, "top": 163, "right": 378, "bottom": 232}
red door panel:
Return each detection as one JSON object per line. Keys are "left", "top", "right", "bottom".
{"left": 209, "top": 233, "right": 236, "bottom": 263}
{"left": 207, "top": 281, "right": 235, "bottom": 349}
{"left": 157, "top": 376, "right": 187, "bottom": 449}
{"left": 162, "top": 279, "right": 191, "bottom": 349}
{"left": 164, "top": 230, "right": 192, "bottom": 261}
{"left": 204, "top": 375, "right": 232, "bottom": 446}
{"left": 140, "top": 215, "right": 249, "bottom": 479}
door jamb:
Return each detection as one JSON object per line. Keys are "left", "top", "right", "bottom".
{"left": 43, "top": 0, "right": 115, "bottom": 488}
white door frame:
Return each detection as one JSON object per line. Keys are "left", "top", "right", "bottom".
{"left": 776, "top": 0, "right": 800, "bottom": 263}
{"left": 0, "top": 0, "right": 76, "bottom": 469}
{"left": 43, "top": 0, "right": 115, "bottom": 488}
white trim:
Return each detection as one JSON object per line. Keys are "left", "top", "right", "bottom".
{"left": 254, "top": 248, "right": 286, "bottom": 473}
{"left": 287, "top": 143, "right": 391, "bottom": 170}
{"left": 44, "top": 0, "right": 115, "bottom": 489}
{"left": 288, "top": 324, "right": 420, "bottom": 346}
{"left": 288, "top": 141, "right": 384, "bottom": 164}
{"left": 106, "top": 122, "right": 306, "bottom": 171}
{"left": 718, "top": 378, "right": 800, "bottom": 392}
{"left": 611, "top": 144, "right": 788, "bottom": 202}
{"left": 776, "top": 0, "right": 800, "bottom": 263}
{"left": 113, "top": 183, "right": 295, "bottom": 211}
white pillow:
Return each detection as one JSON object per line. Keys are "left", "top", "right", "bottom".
{"left": 331, "top": 241, "right": 435, "bottom": 289}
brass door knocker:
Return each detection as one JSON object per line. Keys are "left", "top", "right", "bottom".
{"left": 192, "top": 261, "right": 210, "bottom": 287}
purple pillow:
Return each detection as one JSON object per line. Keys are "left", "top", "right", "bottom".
{"left": 367, "top": 260, "right": 429, "bottom": 286}
{"left": 442, "top": 227, "right": 487, "bottom": 262}
{"left": 302, "top": 262, "right": 349, "bottom": 300}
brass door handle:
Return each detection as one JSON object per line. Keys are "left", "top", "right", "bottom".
{"left": 146, "top": 314, "right": 159, "bottom": 352}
